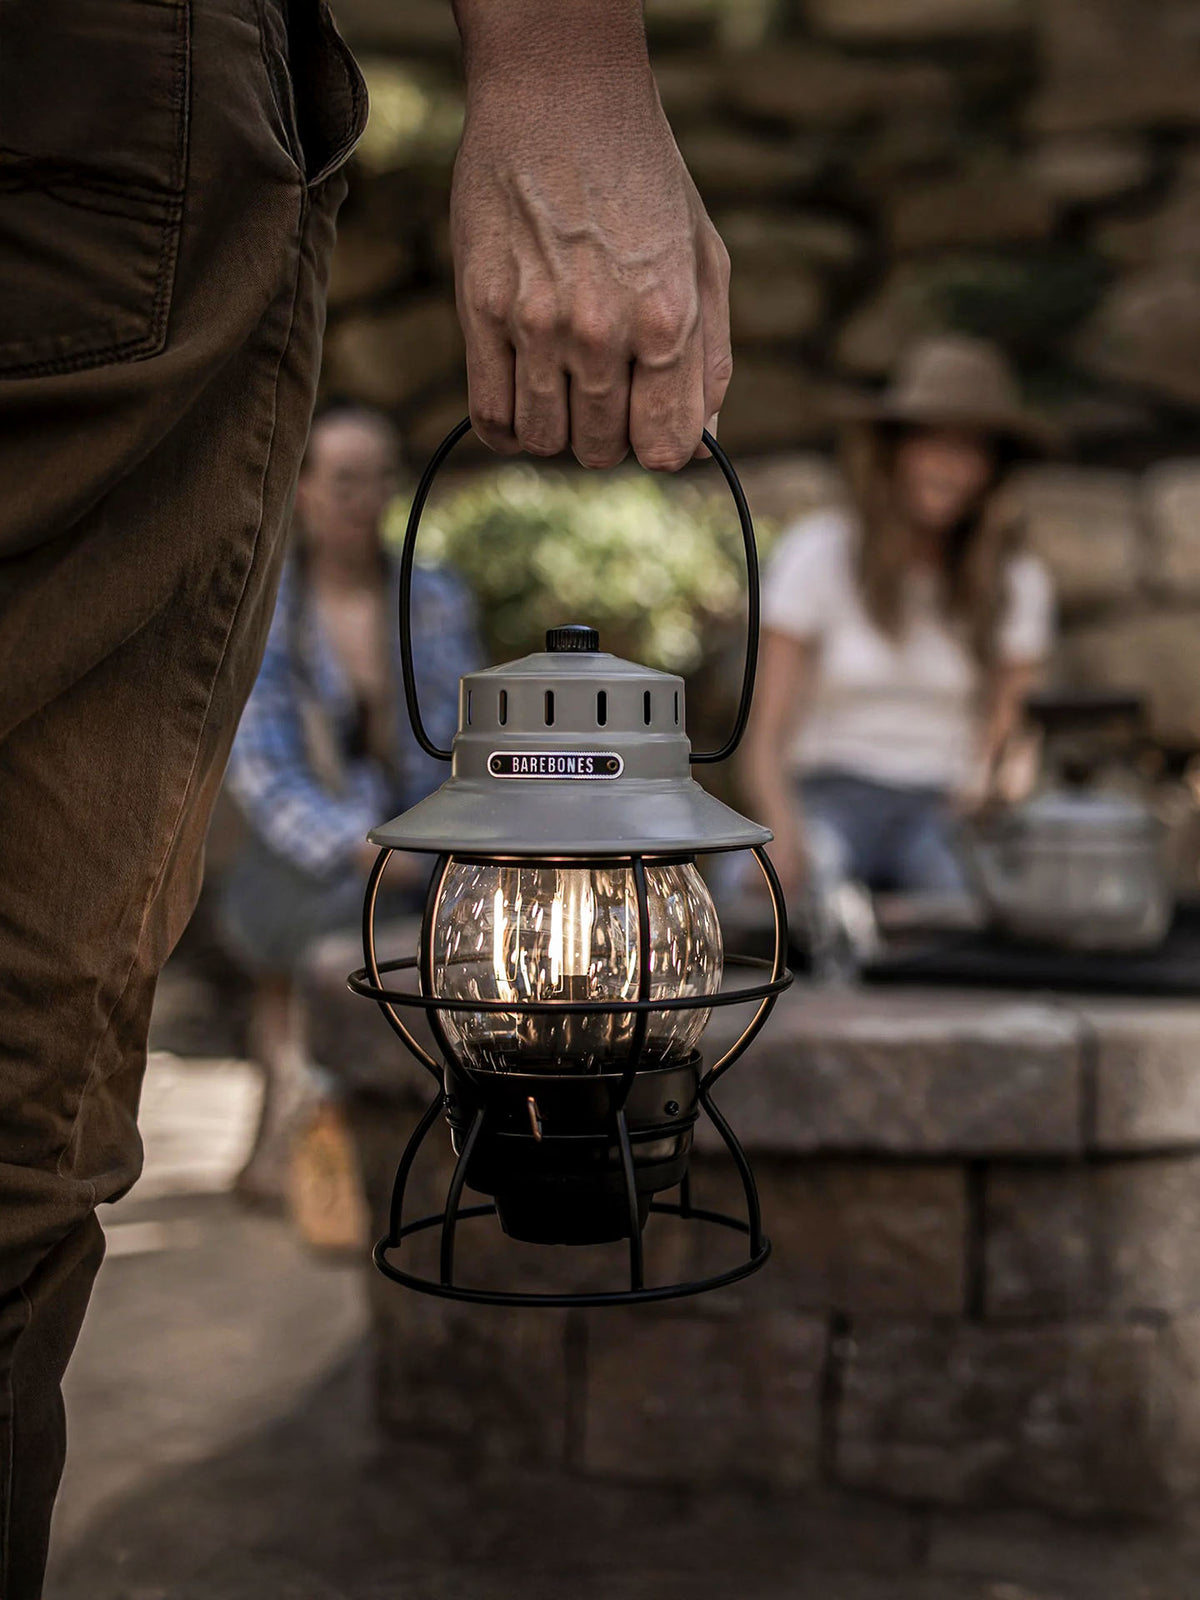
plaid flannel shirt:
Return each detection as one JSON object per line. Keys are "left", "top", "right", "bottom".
{"left": 226, "top": 558, "right": 477, "bottom": 877}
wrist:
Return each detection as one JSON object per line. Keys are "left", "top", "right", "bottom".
{"left": 454, "top": 0, "right": 652, "bottom": 97}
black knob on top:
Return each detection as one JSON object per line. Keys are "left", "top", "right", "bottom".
{"left": 545, "top": 624, "right": 600, "bottom": 653}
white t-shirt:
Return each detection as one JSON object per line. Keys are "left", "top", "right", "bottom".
{"left": 762, "top": 509, "right": 1054, "bottom": 791}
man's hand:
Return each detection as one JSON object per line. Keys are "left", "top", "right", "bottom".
{"left": 450, "top": 1, "right": 731, "bottom": 471}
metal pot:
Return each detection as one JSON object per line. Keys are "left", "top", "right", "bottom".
{"left": 965, "top": 788, "right": 1173, "bottom": 951}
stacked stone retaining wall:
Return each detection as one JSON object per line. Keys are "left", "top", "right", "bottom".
{"left": 310, "top": 933, "right": 1200, "bottom": 1521}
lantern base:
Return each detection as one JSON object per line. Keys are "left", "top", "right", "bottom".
{"left": 445, "top": 1057, "right": 697, "bottom": 1246}
{"left": 493, "top": 1185, "right": 651, "bottom": 1246}
{"left": 368, "top": 1063, "right": 775, "bottom": 1305}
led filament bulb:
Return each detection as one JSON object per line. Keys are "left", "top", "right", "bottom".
{"left": 432, "top": 859, "right": 723, "bottom": 1073}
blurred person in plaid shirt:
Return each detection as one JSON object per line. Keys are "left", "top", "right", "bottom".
{"left": 218, "top": 402, "right": 478, "bottom": 1219}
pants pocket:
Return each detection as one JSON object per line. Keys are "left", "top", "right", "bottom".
{"left": 278, "top": 0, "right": 368, "bottom": 187}
{"left": 0, "top": 0, "right": 191, "bottom": 379}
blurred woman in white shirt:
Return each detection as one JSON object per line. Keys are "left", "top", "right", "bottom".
{"left": 742, "top": 335, "right": 1055, "bottom": 910}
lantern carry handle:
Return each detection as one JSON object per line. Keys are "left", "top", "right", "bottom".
{"left": 398, "top": 416, "right": 760, "bottom": 766}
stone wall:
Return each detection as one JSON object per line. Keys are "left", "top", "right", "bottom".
{"left": 321, "top": 0, "right": 1200, "bottom": 769}
{"left": 1044, "top": 458, "right": 1200, "bottom": 752}
{"left": 308, "top": 930, "right": 1200, "bottom": 1523}
{"left": 327, "top": 0, "right": 1200, "bottom": 464}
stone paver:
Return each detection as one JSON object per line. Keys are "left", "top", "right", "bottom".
{"left": 835, "top": 1316, "right": 1169, "bottom": 1515}
{"left": 48, "top": 1194, "right": 362, "bottom": 1560}
{"left": 135, "top": 1051, "right": 262, "bottom": 1199}
{"left": 985, "top": 1155, "right": 1200, "bottom": 1318}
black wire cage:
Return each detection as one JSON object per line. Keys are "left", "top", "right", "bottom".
{"left": 347, "top": 419, "right": 793, "bottom": 1308}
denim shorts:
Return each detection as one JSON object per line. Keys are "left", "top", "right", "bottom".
{"left": 799, "top": 769, "right": 967, "bottom": 896}
{"left": 217, "top": 833, "right": 426, "bottom": 978}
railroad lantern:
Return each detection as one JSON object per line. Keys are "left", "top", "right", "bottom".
{"left": 350, "top": 420, "right": 791, "bottom": 1306}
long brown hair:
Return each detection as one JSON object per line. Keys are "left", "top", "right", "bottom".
{"left": 841, "top": 421, "right": 1022, "bottom": 670}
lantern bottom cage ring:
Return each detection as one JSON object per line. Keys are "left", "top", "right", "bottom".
{"left": 373, "top": 1199, "right": 773, "bottom": 1310}
{"left": 347, "top": 844, "right": 791, "bottom": 1309}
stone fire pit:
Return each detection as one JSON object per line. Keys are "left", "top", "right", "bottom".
{"left": 309, "top": 928, "right": 1200, "bottom": 1520}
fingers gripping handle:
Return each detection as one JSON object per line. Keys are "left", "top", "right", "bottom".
{"left": 399, "top": 418, "right": 760, "bottom": 766}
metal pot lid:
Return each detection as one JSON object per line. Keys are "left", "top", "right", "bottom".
{"left": 1004, "top": 787, "right": 1160, "bottom": 838}
{"left": 370, "top": 633, "right": 772, "bottom": 856}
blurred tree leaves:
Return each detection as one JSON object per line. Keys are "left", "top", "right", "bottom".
{"left": 354, "top": 60, "right": 464, "bottom": 174}
{"left": 387, "top": 466, "right": 769, "bottom": 672}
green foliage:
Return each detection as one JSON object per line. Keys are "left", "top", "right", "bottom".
{"left": 387, "top": 465, "right": 768, "bottom": 672}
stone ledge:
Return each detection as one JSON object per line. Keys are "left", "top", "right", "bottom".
{"left": 700, "top": 986, "right": 1084, "bottom": 1157}
{"left": 1080, "top": 998, "right": 1200, "bottom": 1150}
{"left": 312, "top": 928, "right": 1200, "bottom": 1166}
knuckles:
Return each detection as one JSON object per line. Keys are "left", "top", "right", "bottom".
{"left": 633, "top": 289, "right": 701, "bottom": 360}
{"left": 569, "top": 306, "right": 622, "bottom": 359}
{"left": 471, "top": 407, "right": 517, "bottom": 444}
{"left": 459, "top": 265, "right": 513, "bottom": 330}
{"left": 512, "top": 293, "right": 562, "bottom": 345}
{"left": 518, "top": 431, "right": 567, "bottom": 458}
{"left": 707, "top": 232, "right": 732, "bottom": 288}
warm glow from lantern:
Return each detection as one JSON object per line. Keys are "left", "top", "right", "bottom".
{"left": 430, "top": 859, "right": 722, "bottom": 1074}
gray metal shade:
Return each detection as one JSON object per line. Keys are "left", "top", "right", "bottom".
{"left": 369, "top": 642, "right": 771, "bottom": 856}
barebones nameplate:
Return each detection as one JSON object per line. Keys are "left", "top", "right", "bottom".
{"left": 488, "top": 751, "right": 624, "bottom": 779}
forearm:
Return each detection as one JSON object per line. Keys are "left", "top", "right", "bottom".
{"left": 743, "top": 735, "right": 796, "bottom": 834}
{"left": 228, "top": 763, "right": 377, "bottom": 878}
{"left": 743, "top": 633, "right": 814, "bottom": 827}
{"left": 980, "top": 661, "right": 1041, "bottom": 776}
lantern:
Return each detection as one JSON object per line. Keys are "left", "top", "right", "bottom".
{"left": 349, "top": 420, "right": 792, "bottom": 1306}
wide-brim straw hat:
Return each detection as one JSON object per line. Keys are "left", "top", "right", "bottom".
{"left": 837, "top": 334, "right": 1057, "bottom": 454}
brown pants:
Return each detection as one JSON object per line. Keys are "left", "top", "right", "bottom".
{"left": 0, "top": 3, "right": 364, "bottom": 1590}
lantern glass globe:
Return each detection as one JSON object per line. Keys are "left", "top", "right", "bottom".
{"left": 430, "top": 860, "right": 723, "bottom": 1074}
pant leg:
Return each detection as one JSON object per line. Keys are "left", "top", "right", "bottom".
{"left": 799, "top": 773, "right": 886, "bottom": 888}
{"left": 0, "top": 3, "right": 365, "bottom": 1590}
{"left": 890, "top": 790, "right": 970, "bottom": 896}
